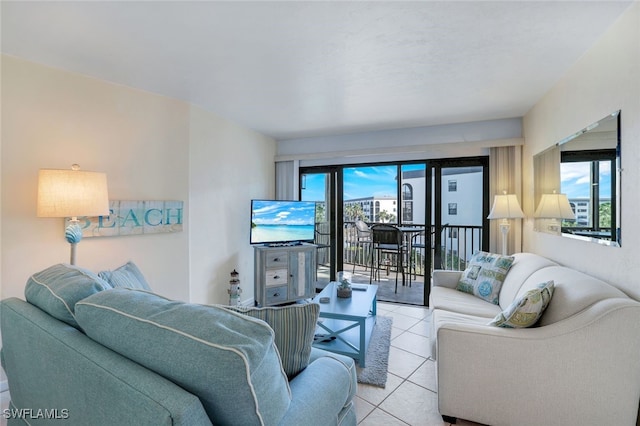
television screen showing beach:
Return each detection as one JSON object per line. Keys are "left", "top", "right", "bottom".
{"left": 251, "top": 200, "right": 316, "bottom": 244}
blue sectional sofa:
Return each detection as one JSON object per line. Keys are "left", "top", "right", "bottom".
{"left": 1, "top": 264, "right": 357, "bottom": 425}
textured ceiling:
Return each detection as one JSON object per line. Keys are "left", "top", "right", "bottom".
{"left": 1, "top": 1, "right": 633, "bottom": 140}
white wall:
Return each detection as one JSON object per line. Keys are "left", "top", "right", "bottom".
{"left": 277, "top": 118, "right": 522, "bottom": 166}
{"left": 1, "top": 55, "right": 276, "bottom": 304}
{"left": 522, "top": 2, "right": 640, "bottom": 300}
{"left": 188, "top": 105, "right": 276, "bottom": 305}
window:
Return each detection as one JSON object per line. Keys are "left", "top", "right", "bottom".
{"left": 561, "top": 149, "right": 616, "bottom": 237}
{"left": 448, "top": 228, "right": 458, "bottom": 238}
{"left": 448, "top": 203, "right": 457, "bottom": 215}
{"left": 448, "top": 180, "right": 457, "bottom": 192}
{"left": 402, "top": 184, "right": 413, "bottom": 222}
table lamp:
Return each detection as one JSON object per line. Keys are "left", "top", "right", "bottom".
{"left": 487, "top": 191, "right": 524, "bottom": 255}
{"left": 534, "top": 191, "right": 575, "bottom": 233}
{"left": 37, "top": 164, "right": 109, "bottom": 265}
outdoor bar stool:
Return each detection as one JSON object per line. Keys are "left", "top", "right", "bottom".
{"left": 370, "top": 224, "right": 406, "bottom": 293}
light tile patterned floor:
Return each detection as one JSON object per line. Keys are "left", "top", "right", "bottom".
{"left": 356, "top": 302, "right": 485, "bottom": 426}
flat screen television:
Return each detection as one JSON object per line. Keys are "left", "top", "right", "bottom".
{"left": 250, "top": 200, "right": 317, "bottom": 246}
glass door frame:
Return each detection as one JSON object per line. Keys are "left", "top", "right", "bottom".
{"left": 300, "top": 156, "right": 489, "bottom": 306}
{"left": 299, "top": 166, "right": 343, "bottom": 282}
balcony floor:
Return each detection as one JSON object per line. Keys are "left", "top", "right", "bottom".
{"left": 317, "top": 263, "right": 427, "bottom": 306}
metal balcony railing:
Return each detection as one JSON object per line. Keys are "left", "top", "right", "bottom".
{"left": 316, "top": 222, "right": 483, "bottom": 277}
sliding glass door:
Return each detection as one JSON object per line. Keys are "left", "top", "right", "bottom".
{"left": 300, "top": 168, "right": 340, "bottom": 288}
{"left": 300, "top": 157, "right": 489, "bottom": 306}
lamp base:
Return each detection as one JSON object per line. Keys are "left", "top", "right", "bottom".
{"left": 499, "top": 220, "right": 510, "bottom": 256}
{"left": 65, "top": 220, "right": 83, "bottom": 266}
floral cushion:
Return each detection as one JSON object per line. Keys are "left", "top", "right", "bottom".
{"left": 456, "top": 251, "right": 514, "bottom": 304}
{"left": 489, "top": 280, "right": 555, "bottom": 328}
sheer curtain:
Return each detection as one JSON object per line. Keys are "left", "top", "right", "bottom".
{"left": 275, "top": 160, "right": 298, "bottom": 200}
{"left": 489, "top": 146, "right": 523, "bottom": 254}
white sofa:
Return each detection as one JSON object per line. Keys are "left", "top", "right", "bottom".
{"left": 429, "top": 252, "right": 640, "bottom": 426}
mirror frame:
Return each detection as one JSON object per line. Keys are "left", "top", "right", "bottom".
{"left": 533, "top": 110, "right": 621, "bottom": 247}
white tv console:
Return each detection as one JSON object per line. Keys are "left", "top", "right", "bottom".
{"left": 254, "top": 243, "right": 317, "bottom": 307}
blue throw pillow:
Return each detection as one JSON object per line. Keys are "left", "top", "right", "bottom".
{"left": 75, "top": 289, "right": 291, "bottom": 425}
{"left": 25, "top": 263, "right": 111, "bottom": 328}
{"left": 98, "top": 261, "right": 151, "bottom": 290}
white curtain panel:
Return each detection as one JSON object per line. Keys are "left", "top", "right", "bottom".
{"left": 489, "top": 146, "right": 523, "bottom": 254}
{"left": 275, "top": 160, "right": 296, "bottom": 200}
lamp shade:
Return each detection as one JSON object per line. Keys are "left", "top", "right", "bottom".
{"left": 534, "top": 193, "right": 575, "bottom": 219}
{"left": 487, "top": 194, "right": 524, "bottom": 220}
{"left": 37, "top": 167, "right": 109, "bottom": 218}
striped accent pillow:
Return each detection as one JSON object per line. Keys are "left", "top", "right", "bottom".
{"left": 222, "top": 303, "right": 320, "bottom": 378}
{"left": 98, "top": 261, "right": 151, "bottom": 290}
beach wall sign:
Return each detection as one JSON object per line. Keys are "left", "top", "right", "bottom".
{"left": 65, "top": 200, "right": 183, "bottom": 238}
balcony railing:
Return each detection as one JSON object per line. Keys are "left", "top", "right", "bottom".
{"left": 315, "top": 222, "right": 483, "bottom": 277}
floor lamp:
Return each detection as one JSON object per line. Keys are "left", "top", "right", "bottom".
{"left": 37, "top": 164, "right": 110, "bottom": 265}
{"left": 487, "top": 191, "right": 524, "bottom": 256}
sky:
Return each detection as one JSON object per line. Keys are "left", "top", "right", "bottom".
{"left": 302, "top": 164, "right": 425, "bottom": 202}
{"left": 251, "top": 200, "right": 316, "bottom": 225}
{"left": 561, "top": 161, "right": 611, "bottom": 199}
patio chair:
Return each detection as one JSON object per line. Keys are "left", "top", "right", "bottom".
{"left": 370, "top": 224, "right": 406, "bottom": 293}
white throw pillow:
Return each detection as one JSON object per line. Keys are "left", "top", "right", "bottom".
{"left": 489, "top": 280, "right": 555, "bottom": 328}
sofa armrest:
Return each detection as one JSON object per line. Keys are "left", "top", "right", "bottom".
{"left": 432, "top": 269, "right": 462, "bottom": 289}
{"left": 436, "top": 298, "right": 640, "bottom": 426}
{"left": 280, "top": 354, "right": 357, "bottom": 425}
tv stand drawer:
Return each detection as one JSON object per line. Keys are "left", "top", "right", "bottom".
{"left": 266, "top": 286, "right": 288, "bottom": 305}
{"left": 265, "top": 268, "right": 288, "bottom": 286}
{"left": 266, "top": 252, "right": 289, "bottom": 268}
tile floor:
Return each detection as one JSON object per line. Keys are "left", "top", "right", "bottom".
{"left": 356, "top": 301, "right": 484, "bottom": 426}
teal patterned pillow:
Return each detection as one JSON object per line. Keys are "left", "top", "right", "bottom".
{"left": 489, "top": 280, "right": 555, "bottom": 328}
{"left": 457, "top": 251, "right": 514, "bottom": 304}
{"left": 222, "top": 303, "right": 320, "bottom": 378}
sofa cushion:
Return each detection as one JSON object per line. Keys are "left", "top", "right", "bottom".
{"left": 429, "top": 286, "right": 503, "bottom": 319}
{"left": 457, "top": 251, "right": 514, "bottom": 304}
{"left": 497, "top": 253, "right": 558, "bottom": 309}
{"left": 98, "top": 261, "right": 151, "bottom": 290}
{"left": 24, "top": 263, "right": 111, "bottom": 329}
{"left": 75, "top": 289, "right": 291, "bottom": 425}
{"left": 222, "top": 303, "right": 319, "bottom": 379}
{"left": 489, "top": 280, "right": 554, "bottom": 328}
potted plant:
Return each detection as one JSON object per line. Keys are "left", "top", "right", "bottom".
{"left": 337, "top": 278, "right": 352, "bottom": 298}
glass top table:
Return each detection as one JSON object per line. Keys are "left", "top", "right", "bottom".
{"left": 312, "top": 282, "right": 378, "bottom": 366}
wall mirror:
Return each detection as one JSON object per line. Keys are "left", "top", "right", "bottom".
{"left": 533, "top": 110, "right": 621, "bottom": 246}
